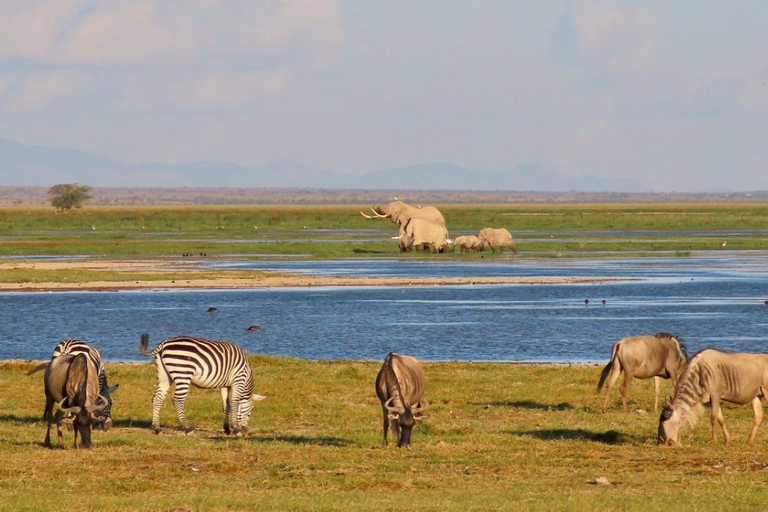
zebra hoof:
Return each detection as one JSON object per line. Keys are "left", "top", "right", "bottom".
{"left": 184, "top": 429, "right": 195, "bottom": 436}
{"left": 153, "top": 428, "right": 162, "bottom": 435}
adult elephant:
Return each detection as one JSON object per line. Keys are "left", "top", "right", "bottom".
{"left": 397, "top": 218, "right": 451, "bottom": 253}
{"left": 361, "top": 201, "right": 448, "bottom": 252}
{"left": 477, "top": 227, "right": 517, "bottom": 254}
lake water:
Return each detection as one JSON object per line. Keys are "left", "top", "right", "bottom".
{"left": 2, "top": 253, "right": 767, "bottom": 363}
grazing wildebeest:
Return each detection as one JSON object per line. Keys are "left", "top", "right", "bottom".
{"left": 658, "top": 349, "right": 768, "bottom": 445}
{"left": 597, "top": 332, "right": 688, "bottom": 413}
{"left": 42, "top": 353, "right": 110, "bottom": 448}
{"left": 375, "top": 352, "right": 427, "bottom": 448}
{"left": 28, "top": 339, "right": 118, "bottom": 431}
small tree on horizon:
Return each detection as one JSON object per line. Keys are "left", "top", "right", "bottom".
{"left": 48, "top": 183, "right": 92, "bottom": 212}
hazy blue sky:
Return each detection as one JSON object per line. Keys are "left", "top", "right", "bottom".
{"left": 1, "top": 1, "right": 767, "bottom": 191}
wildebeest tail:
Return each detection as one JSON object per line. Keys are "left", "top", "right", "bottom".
{"left": 597, "top": 343, "right": 620, "bottom": 392}
{"left": 138, "top": 333, "right": 155, "bottom": 356}
{"left": 26, "top": 362, "right": 49, "bottom": 376}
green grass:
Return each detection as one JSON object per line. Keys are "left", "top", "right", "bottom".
{"left": 2, "top": 358, "right": 768, "bottom": 510}
{"left": 0, "top": 203, "right": 767, "bottom": 261}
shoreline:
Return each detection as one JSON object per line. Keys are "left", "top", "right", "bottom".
{"left": 0, "top": 258, "right": 630, "bottom": 292}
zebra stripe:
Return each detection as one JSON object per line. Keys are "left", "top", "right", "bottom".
{"left": 52, "top": 339, "right": 115, "bottom": 422}
{"left": 139, "top": 334, "right": 262, "bottom": 435}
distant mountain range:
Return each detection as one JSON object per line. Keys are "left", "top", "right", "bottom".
{"left": 0, "top": 137, "right": 644, "bottom": 192}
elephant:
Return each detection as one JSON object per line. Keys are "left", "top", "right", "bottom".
{"left": 361, "top": 201, "right": 448, "bottom": 252}
{"left": 453, "top": 235, "right": 481, "bottom": 253}
{"left": 477, "top": 227, "right": 517, "bottom": 254}
{"left": 396, "top": 218, "right": 451, "bottom": 253}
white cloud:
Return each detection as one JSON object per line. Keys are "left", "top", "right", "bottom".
{"left": 177, "top": 69, "right": 289, "bottom": 109}
{"left": 569, "top": 0, "right": 658, "bottom": 71}
{"left": 0, "top": 0, "right": 343, "bottom": 109}
{"left": 1, "top": 71, "right": 91, "bottom": 112}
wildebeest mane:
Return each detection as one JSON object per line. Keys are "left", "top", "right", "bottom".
{"left": 386, "top": 352, "right": 409, "bottom": 412}
{"left": 655, "top": 332, "right": 689, "bottom": 361}
{"left": 67, "top": 354, "right": 89, "bottom": 409}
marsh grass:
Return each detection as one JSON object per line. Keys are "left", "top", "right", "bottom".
{"left": 2, "top": 357, "right": 768, "bottom": 510}
{"left": 0, "top": 204, "right": 767, "bottom": 261}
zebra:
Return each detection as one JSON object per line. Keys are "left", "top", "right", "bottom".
{"left": 139, "top": 333, "right": 265, "bottom": 435}
{"left": 28, "top": 339, "right": 118, "bottom": 430}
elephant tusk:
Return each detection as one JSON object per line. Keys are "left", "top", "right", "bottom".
{"left": 370, "top": 208, "right": 388, "bottom": 218}
{"left": 360, "top": 211, "right": 373, "bottom": 219}
{"left": 391, "top": 234, "right": 405, "bottom": 240}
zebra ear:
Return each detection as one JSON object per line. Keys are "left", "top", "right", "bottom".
{"left": 252, "top": 394, "right": 266, "bottom": 402}
{"left": 665, "top": 396, "right": 673, "bottom": 406}
{"left": 106, "top": 384, "right": 119, "bottom": 394}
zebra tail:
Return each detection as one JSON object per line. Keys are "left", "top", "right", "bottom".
{"left": 138, "top": 333, "right": 154, "bottom": 356}
{"left": 26, "top": 362, "right": 49, "bottom": 376}
{"left": 597, "top": 344, "right": 619, "bottom": 393}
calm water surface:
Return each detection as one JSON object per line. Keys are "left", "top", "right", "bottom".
{"left": 2, "top": 253, "right": 767, "bottom": 363}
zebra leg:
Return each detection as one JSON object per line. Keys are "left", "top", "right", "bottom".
{"left": 220, "top": 387, "right": 231, "bottom": 435}
{"left": 151, "top": 358, "right": 172, "bottom": 434}
{"left": 747, "top": 396, "right": 763, "bottom": 444}
{"left": 151, "top": 379, "right": 171, "bottom": 434}
{"left": 172, "top": 378, "right": 194, "bottom": 434}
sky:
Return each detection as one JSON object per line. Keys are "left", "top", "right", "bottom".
{"left": 0, "top": 0, "right": 767, "bottom": 192}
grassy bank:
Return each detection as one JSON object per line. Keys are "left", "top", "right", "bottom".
{"left": 2, "top": 357, "right": 767, "bottom": 510}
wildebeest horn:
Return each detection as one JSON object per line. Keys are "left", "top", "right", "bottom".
{"left": 55, "top": 398, "right": 81, "bottom": 415}
{"left": 384, "top": 396, "right": 403, "bottom": 414}
{"left": 86, "top": 395, "right": 110, "bottom": 414}
{"left": 412, "top": 399, "right": 429, "bottom": 414}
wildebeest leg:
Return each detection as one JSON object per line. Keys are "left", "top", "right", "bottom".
{"left": 56, "top": 417, "right": 65, "bottom": 447}
{"left": 747, "top": 396, "right": 763, "bottom": 444}
{"left": 709, "top": 396, "right": 731, "bottom": 444}
{"left": 220, "top": 387, "right": 231, "bottom": 435}
{"left": 653, "top": 376, "right": 661, "bottom": 413}
{"left": 44, "top": 420, "right": 52, "bottom": 447}
{"left": 381, "top": 406, "right": 389, "bottom": 446}
{"left": 601, "top": 364, "right": 622, "bottom": 413}
{"left": 620, "top": 371, "right": 634, "bottom": 412}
